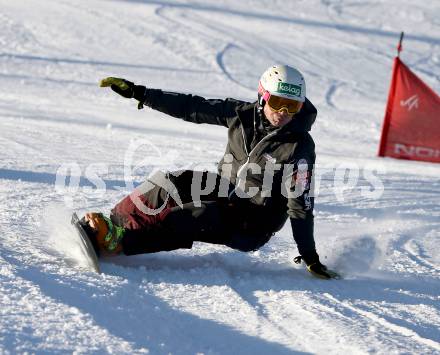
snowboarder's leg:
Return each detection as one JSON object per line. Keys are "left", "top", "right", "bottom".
{"left": 80, "top": 201, "right": 278, "bottom": 256}
{"left": 222, "top": 230, "right": 273, "bottom": 252}
{"left": 213, "top": 202, "right": 281, "bottom": 252}
{"left": 82, "top": 169, "right": 284, "bottom": 256}
{"left": 144, "top": 201, "right": 279, "bottom": 253}
{"left": 120, "top": 201, "right": 229, "bottom": 255}
{"left": 104, "top": 170, "right": 232, "bottom": 255}
{"left": 111, "top": 197, "right": 276, "bottom": 255}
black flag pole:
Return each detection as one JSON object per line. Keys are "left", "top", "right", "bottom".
{"left": 397, "top": 32, "right": 404, "bottom": 57}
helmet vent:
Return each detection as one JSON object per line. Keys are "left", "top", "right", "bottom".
{"left": 274, "top": 71, "right": 279, "bottom": 74}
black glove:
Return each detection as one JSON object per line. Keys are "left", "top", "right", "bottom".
{"left": 294, "top": 253, "right": 339, "bottom": 279}
{"left": 100, "top": 77, "right": 148, "bottom": 109}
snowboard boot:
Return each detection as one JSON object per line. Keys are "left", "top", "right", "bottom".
{"left": 81, "top": 212, "right": 125, "bottom": 256}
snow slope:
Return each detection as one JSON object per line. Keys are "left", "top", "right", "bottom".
{"left": 1, "top": 0, "right": 440, "bottom": 353}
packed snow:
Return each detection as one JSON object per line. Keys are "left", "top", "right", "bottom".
{"left": 0, "top": 0, "right": 439, "bottom": 353}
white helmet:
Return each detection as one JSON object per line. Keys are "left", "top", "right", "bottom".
{"left": 258, "top": 64, "right": 306, "bottom": 102}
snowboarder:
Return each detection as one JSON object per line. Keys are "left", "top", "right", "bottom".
{"left": 81, "top": 64, "right": 337, "bottom": 279}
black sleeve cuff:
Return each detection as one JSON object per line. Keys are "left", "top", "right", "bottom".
{"left": 301, "top": 250, "right": 320, "bottom": 265}
{"left": 133, "top": 85, "right": 148, "bottom": 102}
{"left": 290, "top": 215, "right": 316, "bottom": 256}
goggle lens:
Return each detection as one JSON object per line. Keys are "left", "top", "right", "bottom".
{"left": 267, "top": 95, "right": 303, "bottom": 114}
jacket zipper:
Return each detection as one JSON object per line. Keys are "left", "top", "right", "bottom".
{"left": 236, "top": 124, "right": 278, "bottom": 187}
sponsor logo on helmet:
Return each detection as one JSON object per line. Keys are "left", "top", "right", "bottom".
{"left": 277, "top": 82, "right": 302, "bottom": 97}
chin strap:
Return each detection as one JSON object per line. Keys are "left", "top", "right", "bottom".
{"left": 257, "top": 93, "right": 265, "bottom": 109}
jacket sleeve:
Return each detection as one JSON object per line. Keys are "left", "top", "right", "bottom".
{"left": 286, "top": 136, "right": 317, "bottom": 257}
{"left": 143, "top": 89, "right": 244, "bottom": 128}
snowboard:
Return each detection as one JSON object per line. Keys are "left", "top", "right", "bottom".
{"left": 71, "top": 212, "right": 101, "bottom": 273}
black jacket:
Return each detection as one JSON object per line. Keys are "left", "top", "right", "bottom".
{"left": 142, "top": 89, "right": 318, "bottom": 257}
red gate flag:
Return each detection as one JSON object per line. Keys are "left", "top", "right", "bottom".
{"left": 378, "top": 57, "right": 440, "bottom": 163}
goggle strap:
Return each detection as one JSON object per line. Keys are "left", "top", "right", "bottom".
{"left": 262, "top": 91, "right": 271, "bottom": 102}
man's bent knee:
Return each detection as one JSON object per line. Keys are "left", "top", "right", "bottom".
{"left": 226, "top": 232, "right": 273, "bottom": 252}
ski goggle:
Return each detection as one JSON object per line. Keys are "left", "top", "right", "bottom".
{"left": 258, "top": 82, "right": 303, "bottom": 114}
{"left": 266, "top": 95, "right": 303, "bottom": 114}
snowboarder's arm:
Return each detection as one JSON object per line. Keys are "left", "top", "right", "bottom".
{"left": 99, "top": 77, "right": 242, "bottom": 127}
{"left": 286, "top": 148, "right": 337, "bottom": 279}
{"left": 287, "top": 158, "right": 316, "bottom": 259}
{"left": 141, "top": 89, "right": 244, "bottom": 127}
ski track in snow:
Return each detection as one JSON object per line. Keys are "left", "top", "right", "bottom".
{"left": 0, "top": 0, "right": 440, "bottom": 353}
